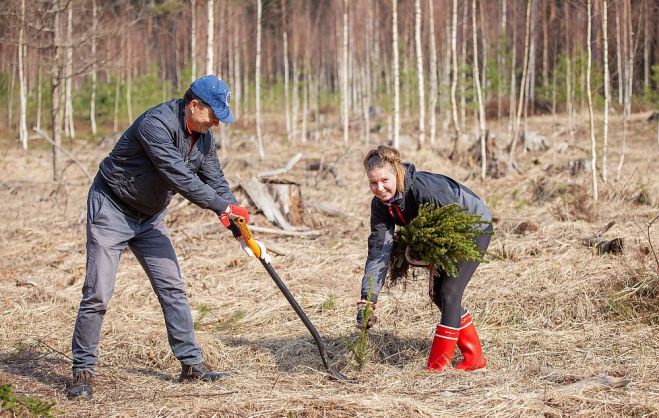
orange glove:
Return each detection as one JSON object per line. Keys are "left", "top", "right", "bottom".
{"left": 218, "top": 204, "right": 249, "bottom": 228}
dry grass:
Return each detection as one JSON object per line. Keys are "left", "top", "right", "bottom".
{"left": 1, "top": 111, "right": 658, "bottom": 417}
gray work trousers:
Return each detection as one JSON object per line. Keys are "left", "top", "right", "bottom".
{"left": 72, "top": 176, "right": 202, "bottom": 373}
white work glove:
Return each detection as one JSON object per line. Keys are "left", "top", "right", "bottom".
{"left": 237, "top": 237, "right": 272, "bottom": 264}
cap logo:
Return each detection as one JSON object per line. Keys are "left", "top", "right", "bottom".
{"left": 225, "top": 91, "right": 231, "bottom": 108}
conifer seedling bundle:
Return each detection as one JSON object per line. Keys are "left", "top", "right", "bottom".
{"left": 390, "top": 203, "right": 492, "bottom": 282}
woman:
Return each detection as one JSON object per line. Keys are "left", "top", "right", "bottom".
{"left": 357, "top": 145, "right": 493, "bottom": 371}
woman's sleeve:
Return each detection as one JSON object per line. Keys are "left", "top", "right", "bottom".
{"left": 360, "top": 200, "right": 395, "bottom": 303}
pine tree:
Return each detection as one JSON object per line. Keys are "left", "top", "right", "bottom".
{"left": 390, "top": 203, "right": 492, "bottom": 283}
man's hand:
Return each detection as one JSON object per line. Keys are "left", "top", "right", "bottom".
{"left": 219, "top": 204, "right": 250, "bottom": 228}
{"left": 356, "top": 300, "right": 378, "bottom": 330}
{"left": 237, "top": 237, "right": 272, "bottom": 264}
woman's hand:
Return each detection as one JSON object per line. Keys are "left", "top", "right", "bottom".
{"left": 355, "top": 300, "right": 378, "bottom": 330}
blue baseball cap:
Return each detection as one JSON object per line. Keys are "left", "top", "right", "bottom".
{"left": 189, "top": 75, "right": 236, "bottom": 123}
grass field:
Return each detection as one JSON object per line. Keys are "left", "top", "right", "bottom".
{"left": 0, "top": 112, "right": 657, "bottom": 417}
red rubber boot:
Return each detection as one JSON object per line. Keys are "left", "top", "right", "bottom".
{"left": 455, "top": 311, "right": 487, "bottom": 371}
{"left": 426, "top": 325, "right": 459, "bottom": 371}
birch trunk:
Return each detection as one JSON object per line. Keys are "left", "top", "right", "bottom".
{"left": 498, "top": 0, "right": 506, "bottom": 122}
{"left": 616, "top": 0, "right": 632, "bottom": 180}
{"left": 51, "top": 0, "right": 64, "bottom": 181}
{"left": 255, "top": 0, "right": 264, "bottom": 159}
{"left": 643, "top": 0, "right": 649, "bottom": 91}
{"left": 90, "top": 0, "right": 98, "bottom": 135}
{"left": 113, "top": 73, "right": 120, "bottom": 133}
{"left": 602, "top": 0, "right": 610, "bottom": 183}
{"left": 18, "top": 0, "right": 28, "bottom": 150}
{"left": 479, "top": 1, "right": 488, "bottom": 99}
{"left": 206, "top": 0, "right": 214, "bottom": 75}
{"left": 126, "top": 28, "right": 133, "bottom": 124}
{"left": 542, "top": 0, "right": 549, "bottom": 89}
{"left": 586, "top": 0, "right": 598, "bottom": 200}
{"left": 342, "top": 0, "right": 349, "bottom": 144}
{"left": 508, "top": 0, "right": 532, "bottom": 163}
{"left": 450, "top": 0, "right": 461, "bottom": 141}
{"left": 281, "top": 0, "right": 291, "bottom": 142}
{"left": 415, "top": 0, "right": 425, "bottom": 148}
{"left": 459, "top": 2, "right": 467, "bottom": 130}
{"left": 508, "top": 3, "right": 516, "bottom": 139}
{"left": 472, "top": 0, "right": 487, "bottom": 180}
{"left": 565, "top": 1, "right": 574, "bottom": 141}
{"left": 64, "top": 2, "right": 75, "bottom": 139}
{"left": 36, "top": 64, "right": 42, "bottom": 130}
{"left": 615, "top": 2, "right": 623, "bottom": 106}
{"left": 428, "top": 0, "right": 438, "bottom": 146}
{"left": 392, "top": 0, "right": 400, "bottom": 149}
{"left": 191, "top": 0, "right": 197, "bottom": 81}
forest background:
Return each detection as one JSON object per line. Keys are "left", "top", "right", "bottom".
{"left": 0, "top": 0, "right": 658, "bottom": 416}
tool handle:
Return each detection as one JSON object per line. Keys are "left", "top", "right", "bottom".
{"left": 236, "top": 216, "right": 262, "bottom": 258}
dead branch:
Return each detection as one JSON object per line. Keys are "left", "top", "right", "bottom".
{"left": 258, "top": 153, "right": 302, "bottom": 179}
{"left": 33, "top": 127, "right": 92, "bottom": 181}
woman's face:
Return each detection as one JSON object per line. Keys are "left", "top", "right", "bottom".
{"left": 367, "top": 164, "right": 397, "bottom": 202}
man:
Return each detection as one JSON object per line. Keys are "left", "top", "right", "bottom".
{"left": 67, "top": 75, "right": 267, "bottom": 400}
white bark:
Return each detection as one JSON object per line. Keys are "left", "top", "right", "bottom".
{"left": 392, "top": 0, "right": 400, "bottom": 148}
{"left": 459, "top": 2, "right": 467, "bottom": 130}
{"left": 342, "top": 0, "right": 349, "bottom": 144}
{"left": 191, "top": 0, "right": 197, "bottom": 81}
{"left": 616, "top": 0, "right": 633, "bottom": 180}
{"left": 428, "top": 0, "right": 438, "bottom": 146}
{"left": 415, "top": 0, "right": 425, "bottom": 147}
{"left": 18, "top": 0, "right": 27, "bottom": 150}
{"left": 565, "top": 1, "right": 574, "bottom": 141}
{"left": 206, "top": 0, "right": 215, "bottom": 75}
{"left": 586, "top": 0, "right": 598, "bottom": 200}
{"left": 51, "top": 0, "right": 64, "bottom": 180}
{"left": 602, "top": 0, "right": 610, "bottom": 183}
{"left": 281, "top": 0, "right": 291, "bottom": 142}
{"left": 255, "top": 0, "right": 264, "bottom": 159}
{"left": 472, "top": 0, "right": 487, "bottom": 180}
{"left": 64, "top": 2, "right": 75, "bottom": 139}
{"left": 508, "top": 0, "right": 532, "bottom": 163}
{"left": 615, "top": 2, "right": 623, "bottom": 106}
{"left": 450, "top": 0, "right": 461, "bottom": 140}
{"left": 90, "top": 0, "right": 98, "bottom": 135}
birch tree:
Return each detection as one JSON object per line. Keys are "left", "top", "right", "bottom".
{"left": 51, "top": 0, "right": 65, "bottom": 180}
{"left": 64, "top": 1, "right": 75, "bottom": 139}
{"left": 281, "top": 0, "right": 291, "bottom": 143}
{"left": 508, "top": 0, "right": 532, "bottom": 163}
{"left": 586, "top": 0, "right": 598, "bottom": 200}
{"left": 415, "top": 0, "right": 425, "bottom": 148}
{"left": 616, "top": 0, "right": 633, "bottom": 180}
{"left": 602, "top": 0, "right": 610, "bottom": 183}
{"left": 191, "top": 0, "right": 197, "bottom": 81}
{"left": 428, "top": 0, "right": 438, "bottom": 146}
{"left": 472, "top": 0, "right": 487, "bottom": 180}
{"left": 90, "top": 0, "right": 98, "bottom": 135}
{"left": 206, "top": 0, "right": 214, "bottom": 75}
{"left": 392, "top": 0, "right": 400, "bottom": 149}
{"left": 565, "top": 0, "right": 574, "bottom": 140}
{"left": 18, "top": 0, "right": 27, "bottom": 150}
{"left": 450, "top": 0, "right": 461, "bottom": 142}
{"left": 255, "top": 0, "right": 264, "bottom": 159}
{"left": 342, "top": 0, "right": 349, "bottom": 144}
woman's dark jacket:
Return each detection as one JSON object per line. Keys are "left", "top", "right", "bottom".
{"left": 361, "top": 163, "right": 491, "bottom": 302}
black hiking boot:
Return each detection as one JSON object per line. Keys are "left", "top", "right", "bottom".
{"left": 179, "top": 363, "right": 229, "bottom": 382}
{"left": 67, "top": 370, "right": 93, "bottom": 400}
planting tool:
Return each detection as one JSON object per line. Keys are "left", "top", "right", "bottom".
{"left": 235, "top": 217, "right": 351, "bottom": 382}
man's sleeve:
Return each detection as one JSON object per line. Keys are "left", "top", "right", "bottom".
{"left": 136, "top": 114, "right": 231, "bottom": 214}
{"left": 361, "top": 200, "right": 395, "bottom": 303}
{"left": 197, "top": 137, "right": 237, "bottom": 205}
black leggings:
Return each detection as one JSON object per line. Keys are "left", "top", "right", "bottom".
{"left": 431, "top": 225, "right": 492, "bottom": 328}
